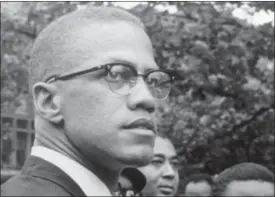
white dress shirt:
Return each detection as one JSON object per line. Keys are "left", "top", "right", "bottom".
{"left": 31, "top": 146, "right": 112, "bottom": 196}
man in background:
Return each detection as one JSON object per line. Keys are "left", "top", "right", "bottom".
{"left": 138, "top": 134, "right": 180, "bottom": 196}
{"left": 182, "top": 173, "right": 213, "bottom": 196}
{"left": 212, "top": 162, "right": 274, "bottom": 196}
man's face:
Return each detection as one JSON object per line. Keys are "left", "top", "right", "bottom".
{"left": 138, "top": 137, "right": 179, "bottom": 196}
{"left": 184, "top": 181, "right": 212, "bottom": 196}
{"left": 58, "top": 21, "right": 158, "bottom": 168}
{"left": 223, "top": 180, "right": 274, "bottom": 196}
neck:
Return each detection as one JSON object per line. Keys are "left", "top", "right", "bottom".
{"left": 83, "top": 155, "right": 121, "bottom": 192}
{"left": 66, "top": 143, "right": 121, "bottom": 192}
{"left": 34, "top": 118, "right": 121, "bottom": 192}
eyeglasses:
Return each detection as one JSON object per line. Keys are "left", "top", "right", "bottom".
{"left": 46, "top": 63, "right": 176, "bottom": 99}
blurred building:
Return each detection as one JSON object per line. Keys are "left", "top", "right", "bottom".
{"left": 1, "top": 113, "right": 34, "bottom": 184}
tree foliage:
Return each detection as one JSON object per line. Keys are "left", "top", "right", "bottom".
{"left": 1, "top": 1, "right": 274, "bottom": 186}
{"left": 130, "top": 2, "right": 274, "bottom": 175}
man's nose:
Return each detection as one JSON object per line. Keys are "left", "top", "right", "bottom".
{"left": 127, "top": 78, "right": 156, "bottom": 114}
{"left": 162, "top": 163, "right": 176, "bottom": 180}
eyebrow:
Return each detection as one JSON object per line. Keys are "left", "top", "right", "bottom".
{"left": 154, "top": 154, "right": 179, "bottom": 161}
{"left": 108, "top": 56, "right": 158, "bottom": 73}
{"left": 171, "top": 156, "right": 179, "bottom": 161}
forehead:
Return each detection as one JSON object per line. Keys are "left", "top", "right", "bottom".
{"left": 224, "top": 180, "right": 274, "bottom": 196}
{"left": 185, "top": 181, "right": 211, "bottom": 193}
{"left": 68, "top": 21, "right": 157, "bottom": 72}
{"left": 153, "top": 137, "right": 177, "bottom": 158}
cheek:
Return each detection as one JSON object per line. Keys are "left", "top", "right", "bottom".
{"left": 176, "top": 172, "right": 180, "bottom": 182}
{"left": 61, "top": 81, "right": 136, "bottom": 149}
{"left": 174, "top": 174, "right": 180, "bottom": 188}
{"left": 61, "top": 81, "right": 124, "bottom": 126}
{"left": 60, "top": 82, "right": 125, "bottom": 147}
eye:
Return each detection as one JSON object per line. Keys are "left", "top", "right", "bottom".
{"left": 151, "top": 159, "right": 164, "bottom": 167}
{"left": 171, "top": 161, "right": 180, "bottom": 170}
{"left": 108, "top": 70, "right": 122, "bottom": 80}
{"left": 106, "top": 65, "right": 134, "bottom": 82}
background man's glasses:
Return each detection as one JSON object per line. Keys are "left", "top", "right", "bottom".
{"left": 46, "top": 63, "right": 176, "bottom": 99}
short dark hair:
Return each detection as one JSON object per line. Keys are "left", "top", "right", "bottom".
{"left": 212, "top": 162, "right": 275, "bottom": 196}
{"left": 182, "top": 173, "right": 214, "bottom": 192}
{"left": 29, "top": 5, "right": 144, "bottom": 90}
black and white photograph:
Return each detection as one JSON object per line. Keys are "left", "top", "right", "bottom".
{"left": 1, "top": 1, "right": 274, "bottom": 196}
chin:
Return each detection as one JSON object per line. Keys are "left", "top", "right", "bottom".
{"left": 133, "top": 154, "right": 152, "bottom": 167}
{"left": 116, "top": 146, "right": 154, "bottom": 167}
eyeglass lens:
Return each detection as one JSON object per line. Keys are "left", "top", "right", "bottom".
{"left": 105, "top": 64, "right": 171, "bottom": 99}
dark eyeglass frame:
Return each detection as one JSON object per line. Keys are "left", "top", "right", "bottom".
{"left": 45, "top": 63, "right": 175, "bottom": 84}
{"left": 45, "top": 63, "right": 176, "bottom": 99}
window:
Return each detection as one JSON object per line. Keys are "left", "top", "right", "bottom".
{"left": 1, "top": 114, "right": 34, "bottom": 169}
{"left": 16, "top": 119, "right": 28, "bottom": 129}
{"left": 16, "top": 132, "right": 28, "bottom": 167}
{"left": 1, "top": 132, "right": 13, "bottom": 166}
{"left": 1, "top": 118, "right": 13, "bottom": 167}
{"left": 1, "top": 117, "right": 13, "bottom": 126}
{"left": 31, "top": 120, "right": 34, "bottom": 130}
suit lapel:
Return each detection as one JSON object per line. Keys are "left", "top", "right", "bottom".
{"left": 21, "top": 156, "right": 86, "bottom": 197}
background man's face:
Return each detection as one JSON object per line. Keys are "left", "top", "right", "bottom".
{"left": 59, "top": 21, "right": 158, "bottom": 168}
{"left": 223, "top": 180, "right": 274, "bottom": 196}
{"left": 139, "top": 136, "right": 179, "bottom": 196}
{"left": 184, "top": 181, "right": 212, "bottom": 196}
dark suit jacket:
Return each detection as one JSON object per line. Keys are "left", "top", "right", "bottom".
{"left": 1, "top": 156, "right": 86, "bottom": 196}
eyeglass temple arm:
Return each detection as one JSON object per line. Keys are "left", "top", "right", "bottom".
{"left": 46, "top": 65, "right": 106, "bottom": 83}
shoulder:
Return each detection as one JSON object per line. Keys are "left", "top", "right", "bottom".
{"left": 1, "top": 174, "right": 72, "bottom": 196}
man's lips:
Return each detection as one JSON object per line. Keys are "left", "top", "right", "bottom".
{"left": 158, "top": 185, "right": 174, "bottom": 194}
{"left": 122, "top": 118, "right": 156, "bottom": 134}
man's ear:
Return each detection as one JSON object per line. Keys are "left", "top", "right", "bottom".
{"left": 32, "top": 82, "right": 63, "bottom": 124}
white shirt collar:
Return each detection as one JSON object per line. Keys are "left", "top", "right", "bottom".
{"left": 31, "top": 146, "right": 112, "bottom": 196}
